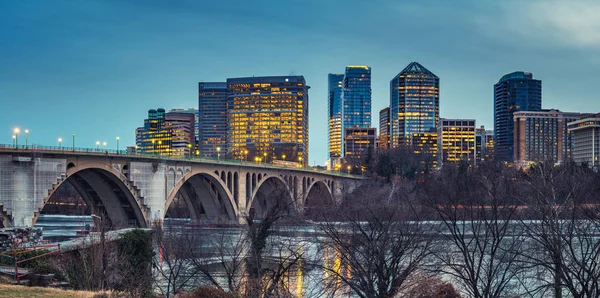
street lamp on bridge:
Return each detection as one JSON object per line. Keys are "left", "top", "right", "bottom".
{"left": 13, "top": 128, "right": 19, "bottom": 149}
{"left": 103, "top": 141, "right": 107, "bottom": 151}
{"left": 58, "top": 138, "right": 62, "bottom": 150}
{"left": 72, "top": 134, "right": 75, "bottom": 151}
{"left": 116, "top": 136, "right": 120, "bottom": 154}
{"left": 96, "top": 141, "right": 100, "bottom": 151}
{"left": 217, "top": 147, "right": 221, "bottom": 161}
{"left": 12, "top": 135, "right": 15, "bottom": 147}
{"left": 25, "top": 129, "right": 29, "bottom": 149}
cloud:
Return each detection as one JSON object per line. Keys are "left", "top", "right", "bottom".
{"left": 501, "top": 0, "right": 600, "bottom": 49}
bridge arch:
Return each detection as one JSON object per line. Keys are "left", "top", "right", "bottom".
{"left": 36, "top": 163, "right": 148, "bottom": 228}
{"left": 248, "top": 176, "right": 296, "bottom": 219}
{"left": 303, "top": 180, "right": 334, "bottom": 215}
{"left": 165, "top": 170, "right": 238, "bottom": 223}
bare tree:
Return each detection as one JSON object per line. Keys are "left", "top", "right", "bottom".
{"left": 318, "top": 180, "right": 432, "bottom": 298}
{"left": 420, "top": 162, "right": 526, "bottom": 298}
{"left": 518, "top": 161, "right": 600, "bottom": 298}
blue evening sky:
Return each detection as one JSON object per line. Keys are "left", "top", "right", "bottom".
{"left": 2, "top": 0, "right": 600, "bottom": 164}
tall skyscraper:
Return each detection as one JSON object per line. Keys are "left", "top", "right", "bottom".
{"left": 379, "top": 107, "right": 390, "bottom": 150}
{"left": 342, "top": 66, "right": 372, "bottom": 130}
{"left": 438, "top": 119, "right": 476, "bottom": 166}
{"left": 494, "top": 71, "right": 542, "bottom": 162}
{"left": 568, "top": 113, "right": 600, "bottom": 170}
{"left": 390, "top": 62, "right": 439, "bottom": 148}
{"left": 227, "top": 76, "right": 309, "bottom": 166}
{"left": 514, "top": 109, "right": 584, "bottom": 164}
{"left": 198, "top": 82, "right": 228, "bottom": 158}
{"left": 328, "top": 74, "right": 344, "bottom": 163}
{"left": 136, "top": 109, "right": 195, "bottom": 156}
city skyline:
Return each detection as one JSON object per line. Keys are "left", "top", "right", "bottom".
{"left": 3, "top": 1, "right": 600, "bottom": 165}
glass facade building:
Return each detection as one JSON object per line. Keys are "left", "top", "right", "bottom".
{"left": 390, "top": 62, "right": 439, "bottom": 148}
{"left": 514, "top": 109, "right": 584, "bottom": 165}
{"left": 169, "top": 108, "right": 199, "bottom": 149}
{"left": 342, "top": 66, "right": 372, "bottom": 131}
{"left": 226, "top": 76, "right": 309, "bottom": 166}
{"left": 199, "top": 82, "right": 228, "bottom": 158}
{"left": 136, "top": 109, "right": 195, "bottom": 156}
{"left": 438, "top": 119, "right": 476, "bottom": 166}
{"left": 328, "top": 74, "right": 344, "bottom": 162}
{"left": 379, "top": 107, "right": 390, "bottom": 150}
{"left": 494, "top": 71, "right": 542, "bottom": 162}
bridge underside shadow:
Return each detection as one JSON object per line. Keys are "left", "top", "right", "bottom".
{"left": 303, "top": 181, "right": 334, "bottom": 219}
{"left": 36, "top": 168, "right": 146, "bottom": 229}
{"left": 166, "top": 174, "right": 236, "bottom": 224}
{"left": 249, "top": 177, "right": 296, "bottom": 220}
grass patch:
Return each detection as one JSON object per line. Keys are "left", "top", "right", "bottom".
{"left": 0, "top": 284, "right": 98, "bottom": 298}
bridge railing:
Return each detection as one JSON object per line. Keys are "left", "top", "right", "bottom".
{"left": 0, "top": 144, "right": 362, "bottom": 178}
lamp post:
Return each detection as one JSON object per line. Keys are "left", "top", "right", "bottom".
{"left": 103, "top": 141, "right": 107, "bottom": 151}
{"left": 25, "top": 129, "right": 29, "bottom": 149}
{"left": 12, "top": 135, "right": 15, "bottom": 147}
{"left": 217, "top": 147, "right": 221, "bottom": 161}
{"left": 282, "top": 154, "right": 286, "bottom": 160}
{"left": 244, "top": 149, "right": 248, "bottom": 162}
{"left": 90, "top": 213, "right": 106, "bottom": 290}
{"left": 58, "top": 138, "right": 62, "bottom": 150}
{"left": 116, "top": 136, "right": 120, "bottom": 154}
{"left": 13, "top": 128, "right": 19, "bottom": 149}
{"left": 187, "top": 144, "right": 192, "bottom": 158}
{"left": 347, "top": 165, "right": 351, "bottom": 173}
{"left": 72, "top": 133, "right": 75, "bottom": 151}
{"left": 263, "top": 152, "right": 267, "bottom": 165}
{"left": 96, "top": 141, "right": 100, "bottom": 151}
{"left": 158, "top": 140, "right": 162, "bottom": 156}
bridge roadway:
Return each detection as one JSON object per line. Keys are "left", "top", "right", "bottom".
{"left": 0, "top": 145, "right": 362, "bottom": 228}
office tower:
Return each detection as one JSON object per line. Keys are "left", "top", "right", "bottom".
{"left": 513, "top": 109, "right": 585, "bottom": 164}
{"left": 136, "top": 109, "right": 195, "bottom": 156}
{"left": 475, "top": 126, "right": 494, "bottom": 162}
{"left": 390, "top": 62, "right": 439, "bottom": 148}
{"left": 328, "top": 74, "right": 344, "bottom": 164}
{"left": 342, "top": 66, "right": 372, "bottom": 130}
{"left": 227, "top": 76, "right": 309, "bottom": 166}
{"left": 344, "top": 127, "right": 376, "bottom": 164}
{"left": 411, "top": 128, "right": 439, "bottom": 168}
{"left": 494, "top": 71, "right": 542, "bottom": 162}
{"left": 438, "top": 119, "right": 476, "bottom": 166}
{"left": 567, "top": 113, "right": 600, "bottom": 170}
{"left": 198, "top": 82, "right": 228, "bottom": 158}
{"left": 379, "top": 107, "right": 390, "bottom": 150}
{"left": 169, "top": 108, "right": 199, "bottom": 149}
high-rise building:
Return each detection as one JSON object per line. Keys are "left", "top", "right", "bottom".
{"left": 567, "top": 113, "right": 600, "bottom": 170}
{"left": 390, "top": 62, "right": 439, "bottom": 148}
{"left": 328, "top": 74, "right": 344, "bottom": 164}
{"left": 494, "top": 71, "right": 542, "bottom": 162}
{"left": 438, "top": 119, "right": 476, "bottom": 166}
{"left": 169, "top": 108, "right": 199, "bottom": 149}
{"left": 514, "top": 109, "right": 584, "bottom": 164}
{"left": 411, "top": 128, "right": 438, "bottom": 168}
{"left": 198, "top": 82, "right": 228, "bottom": 158}
{"left": 227, "top": 76, "right": 309, "bottom": 166}
{"left": 136, "top": 109, "right": 195, "bottom": 156}
{"left": 475, "top": 126, "right": 494, "bottom": 162}
{"left": 342, "top": 66, "right": 372, "bottom": 130}
{"left": 379, "top": 107, "right": 390, "bottom": 150}
{"left": 344, "top": 127, "right": 376, "bottom": 164}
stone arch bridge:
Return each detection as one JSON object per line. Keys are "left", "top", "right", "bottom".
{"left": 0, "top": 148, "right": 362, "bottom": 228}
